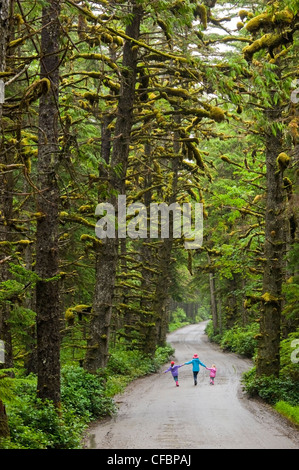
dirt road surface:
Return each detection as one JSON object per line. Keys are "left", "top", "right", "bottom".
{"left": 85, "top": 322, "right": 299, "bottom": 449}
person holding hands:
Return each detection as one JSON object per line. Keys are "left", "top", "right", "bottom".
{"left": 184, "top": 354, "right": 206, "bottom": 385}
{"left": 164, "top": 361, "right": 184, "bottom": 387}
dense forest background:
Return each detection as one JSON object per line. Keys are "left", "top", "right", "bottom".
{"left": 0, "top": 0, "right": 298, "bottom": 448}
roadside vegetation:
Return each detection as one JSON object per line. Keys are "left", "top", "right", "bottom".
{"left": 206, "top": 322, "right": 299, "bottom": 427}
{"left": 0, "top": 0, "right": 298, "bottom": 448}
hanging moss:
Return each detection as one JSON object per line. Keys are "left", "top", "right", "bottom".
{"left": 162, "top": 87, "right": 190, "bottom": 99}
{"left": 261, "top": 292, "right": 280, "bottom": 304}
{"left": 102, "top": 32, "right": 114, "bottom": 44}
{"left": 80, "top": 234, "right": 102, "bottom": 247}
{"left": 78, "top": 204, "right": 93, "bottom": 213}
{"left": 0, "top": 71, "right": 14, "bottom": 77}
{"left": 245, "top": 13, "right": 273, "bottom": 33}
{"left": 273, "top": 8, "right": 294, "bottom": 25}
{"left": 102, "top": 78, "right": 120, "bottom": 93}
{"left": 220, "top": 155, "right": 241, "bottom": 167}
{"left": 283, "top": 177, "right": 292, "bottom": 193}
{"left": 8, "top": 37, "right": 25, "bottom": 48}
{"left": 0, "top": 239, "right": 32, "bottom": 246}
{"left": 276, "top": 152, "right": 290, "bottom": 171}
{"left": 194, "top": 4, "right": 207, "bottom": 29}
{"left": 191, "top": 146, "right": 205, "bottom": 170}
{"left": 243, "top": 30, "right": 293, "bottom": 61}
{"left": 209, "top": 106, "right": 225, "bottom": 123}
{"left": 83, "top": 92, "right": 99, "bottom": 104}
{"left": 59, "top": 213, "right": 95, "bottom": 228}
{"left": 65, "top": 308, "right": 75, "bottom": 325}
{"left": 245, "top": 8, "right": 294, "bottom": 37}
{"left": 65, "top": 304, "right": 91, "bottom": 325}
{"left": 157, "top": 18, "right": 171, "bottom": 42}
{"left": 239, "top": 10, "right": 249, "bottom": 21}
{"left": 20, "top": 78, "right": 51, "bottom": 108}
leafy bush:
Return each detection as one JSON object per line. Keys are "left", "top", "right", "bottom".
{"left": 220, "top": 323, "right": 259, "bottom": 357}
{"left": 154, "top": 344, "right": 175, "bottom": 366}
{"left": 168, "top": 307, "right": 191, "bottom": 332}
{"left": 205, "top": 320, "right": 222, "bottom": 344}
{"left": 242, "top": 367, "right": 299, "bottom": 406}
{"left": 274, "top": 401, "right": 299, "bottom": 426}
{"left": 5, "top": 380, "right": 85, "bottom": 449}
{"left": 104, "top": 344, "right": 175, "bottom": 396}
{"left": 1, "top": 345, "right": 174, "bottom": 449}
{"left": 280, "top": 329, "right": 299, "bottom": 382}
{"left": 2, "top": 367, "right": 116, "bottom": 449}
{"left": 61, "top": 365, "right": 116, "bottom": 419}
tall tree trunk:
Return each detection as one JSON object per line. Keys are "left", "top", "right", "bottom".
{"left": 139, "top": 161, "right": 157, "bottom": 356}
{"left": 84, "top": 2, "right": 143, "bottom": 372}
{"left": 35, "top": 0, "right": 61, "bottom": 404}
{"left": 154, "top": 237, "right": 173, "bottom": 346}
{"left": 256, "top": 104, "right": 285, "bottom": 377}
{"left": 207, "top": 253, "right": 218, "bottom": 333}
{"left": 0, "top": 0, "right": 13, "bottom": 368}
{"left": 0, "top": 0, "right": 11, "bottom": 439}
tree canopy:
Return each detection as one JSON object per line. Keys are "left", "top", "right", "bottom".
{"left": 0, "top": 0, "right": 298, "bottom": 446}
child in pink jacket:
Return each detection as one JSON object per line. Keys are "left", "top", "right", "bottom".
{"left": 206, "top": 364, "right": 217, "bottom": 385}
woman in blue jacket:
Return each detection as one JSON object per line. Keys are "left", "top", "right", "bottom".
{"left": 184, "top": 354, "right": 206, "bottom": 385}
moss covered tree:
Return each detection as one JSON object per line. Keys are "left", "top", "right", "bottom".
{"left": 35, "top": 0, "right": 61, "bottom": 404}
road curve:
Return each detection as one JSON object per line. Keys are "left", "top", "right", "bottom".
{"left": 84, "top": 322, "right": 299, "bottom": 449}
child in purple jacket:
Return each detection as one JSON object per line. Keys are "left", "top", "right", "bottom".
{"left": 164, "top": 361, "right": 184, "bottom": 387}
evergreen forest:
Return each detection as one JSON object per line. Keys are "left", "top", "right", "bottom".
{"left": 0, "top": 0, "right": 298, "bottom": 448}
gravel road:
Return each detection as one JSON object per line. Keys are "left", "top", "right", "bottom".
{"left": 84, "top": 322, "right": 299, "bottom": 449}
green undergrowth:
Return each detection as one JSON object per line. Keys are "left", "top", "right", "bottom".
{"left": 103, "top": 344, "right": 174, "bottom": 397}
{"left": 274, "top": 401, "right": 299, "bottom": 427}
{"left": 206, "top": 321, "right": 299, "bottom": 427}
{"left": 0, "top": 344, "right": 174, "bottom": 449}
{"left": 242, "top": 368, "right": 299, "bottom": 406}
{"left": 206, "top": 321, "right": 259, "bottom": 358}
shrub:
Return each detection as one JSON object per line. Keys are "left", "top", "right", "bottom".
{"left": 6, "top": 393, "right": 85, "bottom": 449}
{"left": 2, "top": 367, "right": 116, "bottom": 449}
{"left": 61, "top": 365, "right": 116, "bottom": 419}
{"left": 220, "top": 323, "right": 259, "bottom": 357}
{"left": 168, "top": 307, "right": 191, "bottom": 332}
{"left": 242, "top": 367, "right": 299, "bottom": 406}
{"left": 104, "top": 344, "right": 175, "bottom": 396}
{"left": 274, "top": 401, "right": 299, "bottom": 426}
{"left": 280, "top": 329, "right": 299, "bottom": 382}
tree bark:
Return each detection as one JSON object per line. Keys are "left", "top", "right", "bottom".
{"left": 0, "top": 0, "right": 13, "bottom": 369}
{"left": 84, "top": 2, "right": 143, "bottom": 372}
{"left": 0, "top": 399, "right": 9, "bottom": 438}
{"left": 0, "top": 0, "right": 11, "bottom": 438}
{"left": 207, "top": 253, "right": 218, "bottom": 332}
{"left": 256, "top": 105, "right": 285, "bottom": 377}
{"left": 35, "top": 0, "right": 61, "bottom": 404}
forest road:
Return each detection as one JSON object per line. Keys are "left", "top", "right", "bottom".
{"left": 84, "top": 321, "right": 299, "bottom": 449}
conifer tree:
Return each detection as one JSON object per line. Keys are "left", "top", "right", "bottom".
{"left": 35, "top": 0, "right": 61, "bottom": 403}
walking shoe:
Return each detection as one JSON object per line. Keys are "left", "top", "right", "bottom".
{"left": 194, "top": 380, "right": 197, "bottom": 385}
